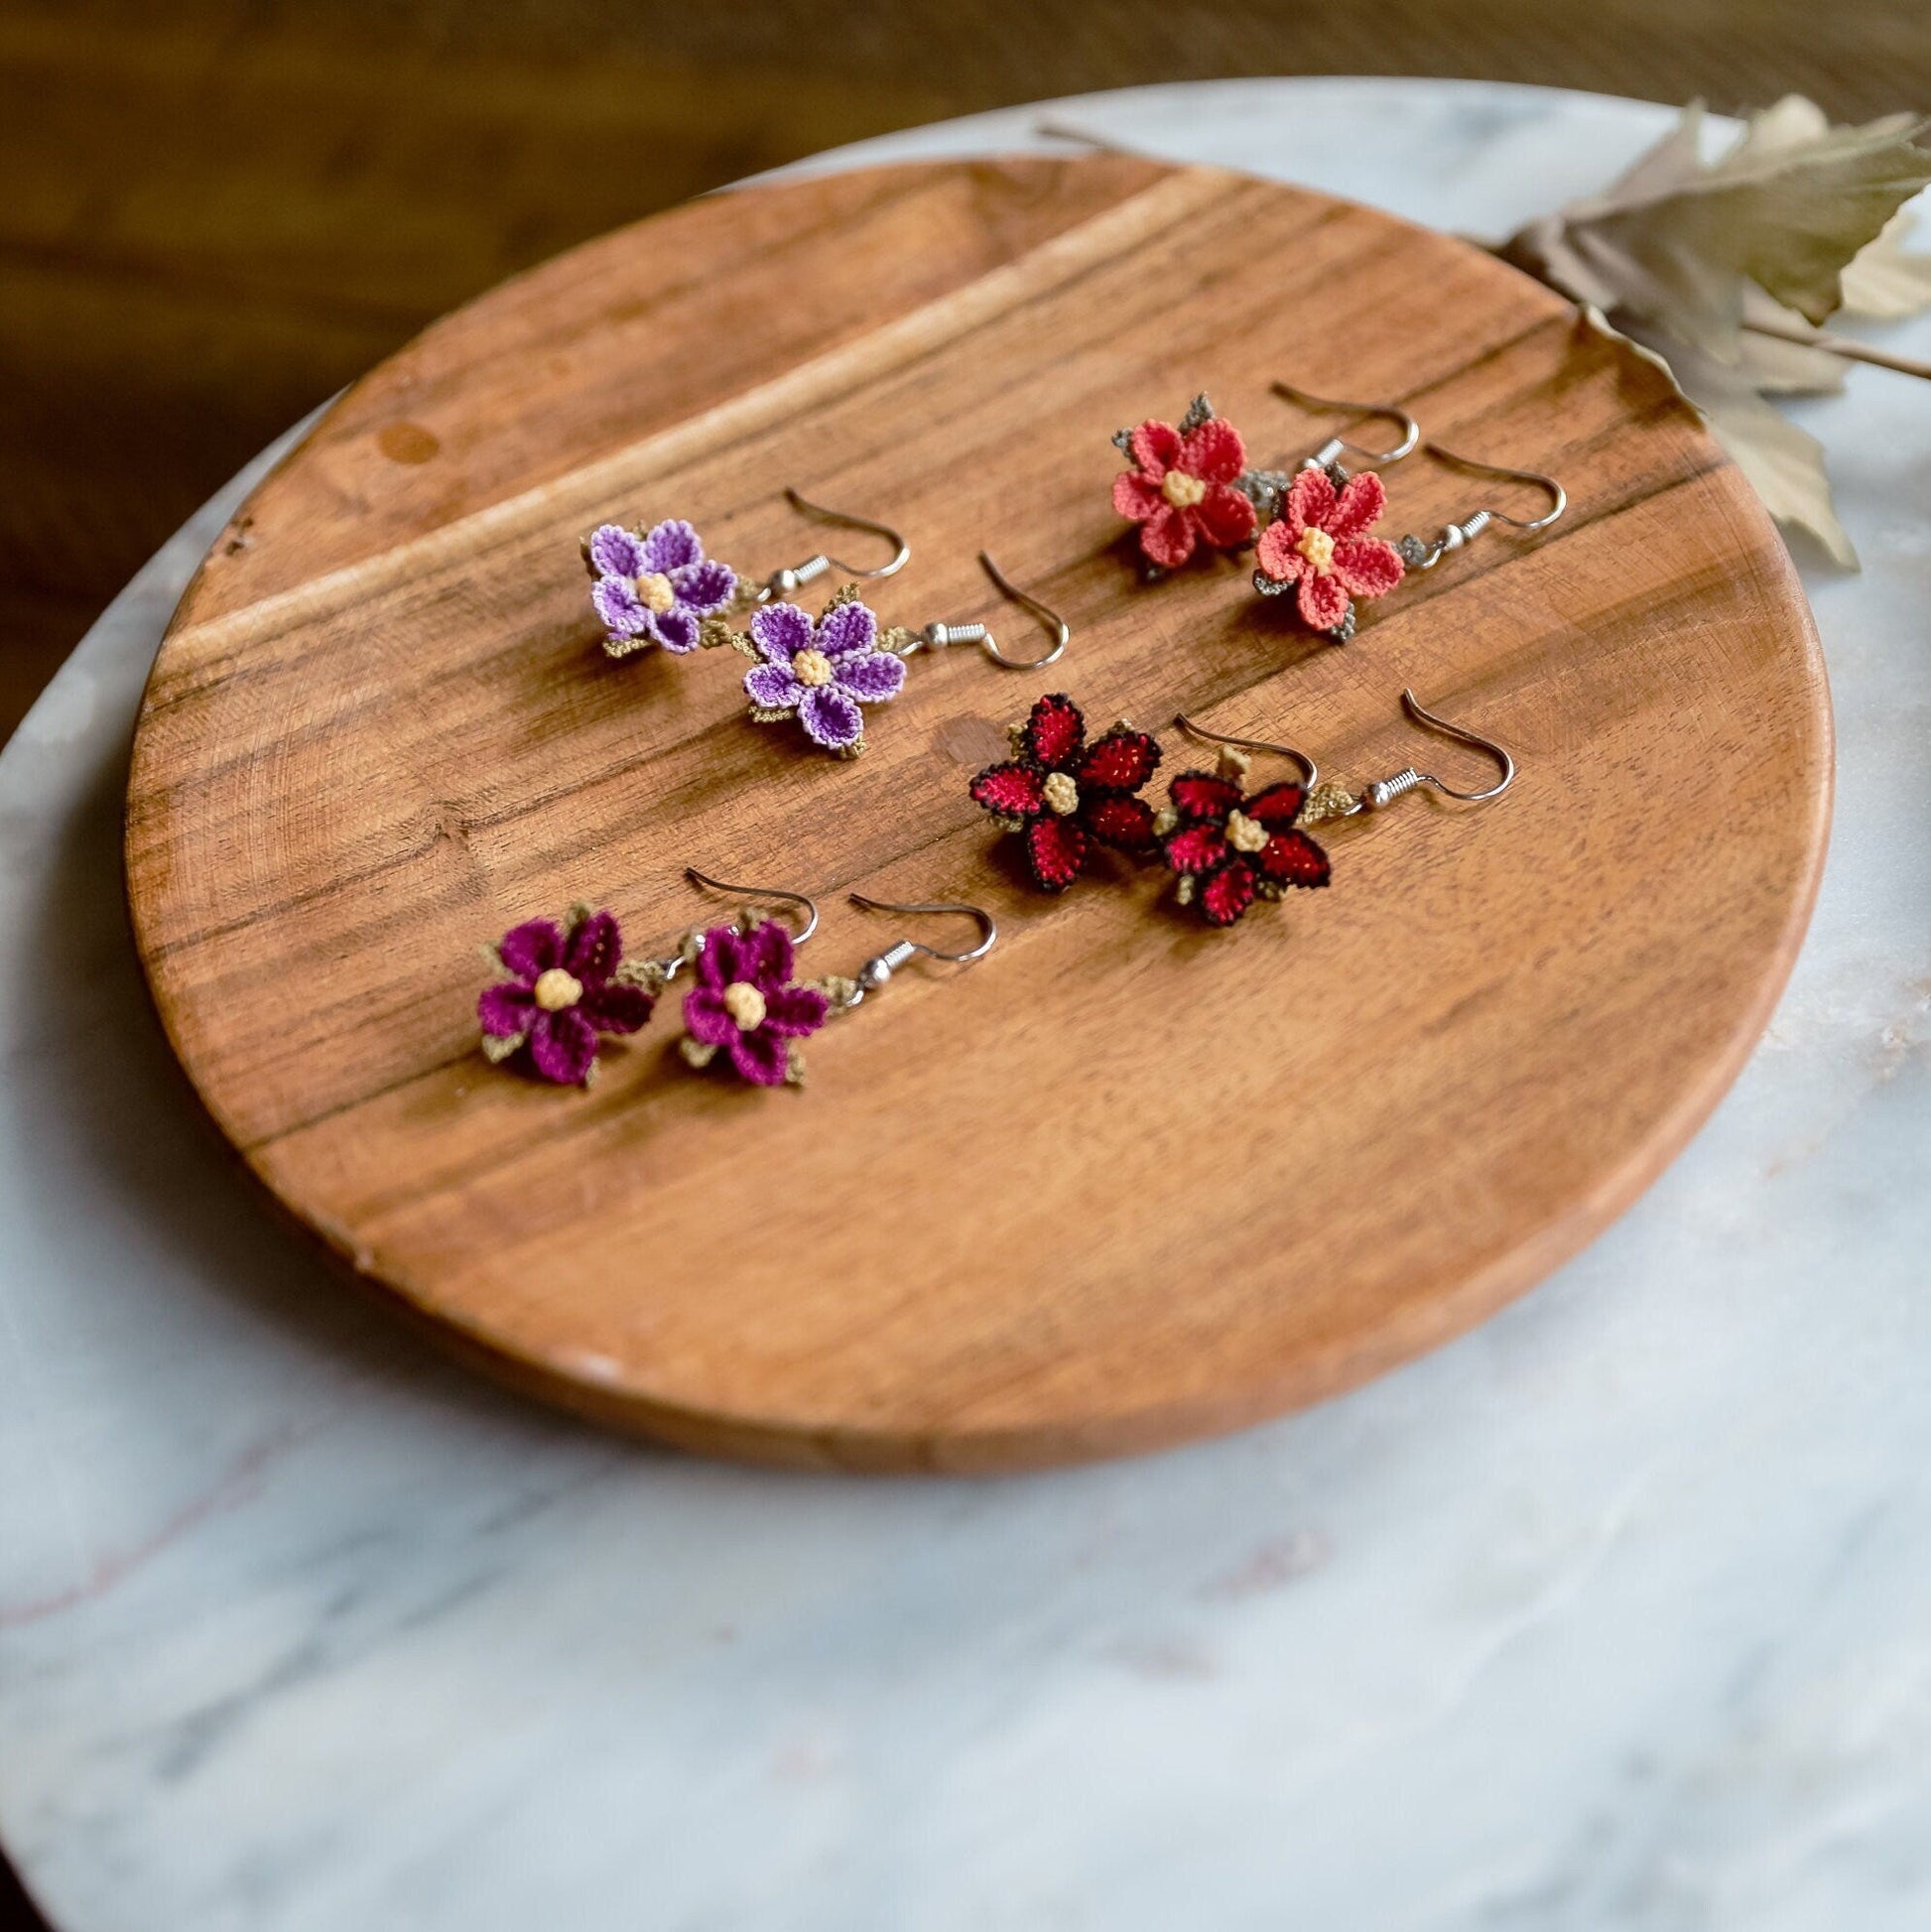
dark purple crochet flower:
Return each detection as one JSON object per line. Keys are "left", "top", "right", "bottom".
{"left": 741, "top": 594, "right": 907, "bottom": 755}
{"left": 681, "top": 918, "right": 828, "bottom": 1087}
{"left": 585, "top": 519, "right": 736, "bottom": 657}
{"left": 479, "top": 908, "right": 656, "bottom": 1086}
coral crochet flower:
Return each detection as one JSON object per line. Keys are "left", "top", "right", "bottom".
{"left": 1253, "top": 465, "right": 1404, "bottom": 638}
{"left": 1111, "top": 404, "right": 1257, "bottom": 570}
{"left": 478, "top": 906, "right": 657, "bottom": 1085}
{"left": 1158, "top": 763, "right": 1333, "bottom": 927}
{"left": 681, "top": 917, "right": 829, "bottom": 1087}
{"left": 739, "top": 589, "right": 907, "bottom": 756}
{"left": 969, "top": 693, "right": 1164, "bottom": 891}
{"left": 585, "top": 519, "right": 737, "bottom": 657}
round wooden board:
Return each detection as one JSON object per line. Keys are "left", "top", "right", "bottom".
{"left": 126, "top": 157, "right": 1830, "bottom": 1473}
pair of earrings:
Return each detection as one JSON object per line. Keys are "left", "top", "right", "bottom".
{"left": 582, "top": 490, "right": 1068, "bottom": 760}
{"left": 478, "top": 869, "right": 995, "bottom": 1090}
{"left": 970, "top": 688, "right": 1513, "bottom": 926}
{"left": 1112, "top": 384, "right": 1566, "bottom": 643}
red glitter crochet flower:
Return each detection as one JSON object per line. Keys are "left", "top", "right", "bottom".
{"left": 478, "top": 907, "right": 656, "bottom": 1085}
{"left": 1159, "top": 767, "right": 1332, "bottom": 927}
{"left": 970, "top": 693, "right": 1163, "bottom": 891}
{"left": 1112, "top": 414, "right": 1257, "bottom": 570}
{"left": 1253, "top": 466, "right": 1405, "bottom": 636}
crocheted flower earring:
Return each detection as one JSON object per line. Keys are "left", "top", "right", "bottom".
{"left": 969, "top": 693, "right": 1164, "bottom": 891}
{"left": 478, "top": 905, "right": 661, "bottom": 1085}
{"left": 1158, "top": 693, "right": 1515, "bottom": 927}
{"left": 1111, "top": 393, "right": 1260, "bottom": 576}
{"left": 582, "top": 488, "right": 909, "bottom": 659}
{"left": 720, "top": 554, "right": 1071, "bottom": 760}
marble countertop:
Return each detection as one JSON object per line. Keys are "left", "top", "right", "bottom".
{"left": 3, "top": 78, "right": 1929, "bottom": 1932}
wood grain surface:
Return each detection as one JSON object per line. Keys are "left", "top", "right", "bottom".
{"left": 123, "top": 156, "right": 1831, "bottom": 1471}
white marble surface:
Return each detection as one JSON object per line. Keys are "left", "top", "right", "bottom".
{"left": 4, "top": 78, "right": 1930, "bottom": 1932}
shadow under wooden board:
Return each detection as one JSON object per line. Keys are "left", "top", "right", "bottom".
{"left": 124, "top": 155, "right": 1830, "bottom": 1472}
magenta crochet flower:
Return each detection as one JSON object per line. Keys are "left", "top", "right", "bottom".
{"left": 584, "top": 519, "right": 736, "bottom": 657}
{"left": 681, "top": 917, "right": 829, "bottom": 1087}
{"left": 478, "top": 907, "right": 656, "bottom": 1085}
{"left": 740, "top": 593, "right": 907, "bottom": 755}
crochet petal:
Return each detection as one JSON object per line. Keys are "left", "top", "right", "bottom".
{"left": 671, "top": 558, "right": 735, "bottom": 615}
{"left": 653, "top": 609, "right": 699, "bottom": 655}
{"left": 1168, "top": 770, "right": 1243, "bottom": 823}
{"left": 1021, "top": 693, "right": 1086, "bottom": 770}
{"left": 478, "top": 982, "right": 536, "bottom": 1038}
{"left": 1331, "top": 535, "right": 1404, "bottom": 601}
{"left": 529, "top": 1008, "right": 598, "bottom": 1085}
{"left": 761, "top": 982, "right": 829, "bottom": 1039}
{"left": 586, "top": 525, "right": 643, "bottom": 578}
{"left": 750, "top": 600, "right": 812, "bottom": 663}
{"left": 1138, "top": 504, "right": 1198, "bottom": 570}
{"left": 1328, "top": 468, "right": 1388, "bottom": 541}
{"left": 1163, "top": 822, "right": 1229, "bottom": 875}
{"left": 694, "top": 923, "right": 743, "bottom": 991}
{"left": 591, "top": 576, "right": 649, "bottom": 635}
{"left": 1111, "top": 470, "right": 1166, "bottom": 522}
{"left": 581, "top": 979, "right": 656, "bottom": 1034}
{"left": 1195, "top": 482, "right": 1257, "bottom": 549}
{"left": 641, "top": 518, "right": 702, "bottom": 574}
{"left": 1023, "top": 814, "right": 1089, "bottom": 891}
{"left": 1254, "top": 519, "right": 1307, "bottom": 582}
{"left": 1242, "top": 782, "right": 1307, "bottom": 831}
{"left": 741, "top": 917, "right": 796, "bottom": 991}
{"left": 1180, "top": 416, "right": 1245, "bottom": 484}
{"left": 816, "top": 599, "right": 877, "bottom": 658}
{"left": 1199, "top": 860, "right": 1257, "bottom": 927}
{"left": 798, "top": 684, "right": 864, "bottom": 751}
{"left": 682, "top": 985, "right": 737, "bottom": 1046}
{"left": 1254, "top": 828, "right": 1332, "bottom": 889}
{"left": 1129, "top": 420, "right": 1181, "bottom": 478}
{"left": 1297, "top": 570, "right": 1352, "bottom": 633}
{"left": 836, "top": 649, "right": 907, "bottom": 704}
{"left": 1082, "top": 793, "right": 1157, "bottom": 852}
{"left": 564, "top": 909, "right": 621, "bottom": 984}
{"left": 1286, "top": 464, "right": 1337, "bottom": 538}
{"left": 1074, "top": 726, "right": 1161, "bottom": 793}
{"left": 497, "top": 919, "right": 563, "bottom": 980}
{"left": 744, "top": 661, "right": 803, "bottom": 710}
{"left": 969, "top": 760, "right": 1046, "bottom": 821}
{"left": 727, "top": 1025, "right": 793, "bottom": 1087}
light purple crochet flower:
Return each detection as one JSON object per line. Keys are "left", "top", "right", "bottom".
{"left": 584, "top": 519, "right": 736, "bottom": 657}
{"left": 741, "top": 595, "right": 908, "bottom": 754}
{"left": 681, "top": 918, "right": 829, "bottom": 1087}
{"left": 478, "top": 908, "right": 656, "bottom": 1086}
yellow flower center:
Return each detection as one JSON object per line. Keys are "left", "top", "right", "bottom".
{"left": 792, "top": 648, "right": 835, "bottom": 689}
{"left": 1296, "top": 527, "right": 1337, "bottom": 575}
{"left": 533, "top": 967, "right": 583, "bottom": 1012}
{"left": 1224, "top": 809, "right": 1269, "bottom": 854}
{"left": 1162, "top": 470, "right": 1207, "bottom": 510}
{"left": 634, "top": 571, "right": 677, "bottom": 614}
{"left": 1042, "top": 771, "right": 1081, "bottom": 817}
{"left": 721, "top": 981, "right": 767, "bottom": 1031}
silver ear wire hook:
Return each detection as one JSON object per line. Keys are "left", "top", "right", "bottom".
{"left": 907, "top": 552, "right": 1071, "bottom": 670}
{"left": 1172, "top": 712, "right": 1319, "bottom": 787}
{"left": 685, "top": 866, "right": 820, "bottom": 942}
{"left": 760, "top": 488, "right": 912, "bottom": 600}
{"left": 1272, "top": 380, "right": 1422, "bottom": 469}
{"left": 1311, "top": 689, "right": 1514, "bottom": 819}
{"left": 1396, "top": 445, "right": 1567, "bottom": 572}
{"left": 844, "top": 893, "right": 997, "bottom": 997}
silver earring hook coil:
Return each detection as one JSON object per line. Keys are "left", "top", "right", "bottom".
{"left": 909, "top": 552, "right": 1071, "bottom": 670}
{"left": 761, "top": 487, "right": 911, "bottom": 601}
{"left": 1171, "top": 713, "right": 1318, "bottom": 788}
{"left": 1399, "top": 443, "right": 1566, "bottom": 571}
{"left": 684, "top": 866, "right": 820, "bottom": 943}
{"left": 845, "top": 893, "right": 997, "bottom": 997}
{"left": 1347, "top": 689, "right": 1514, "bottom": 814}
{"left": 1273, "top": 380, "right": 1422, "bottom": 468}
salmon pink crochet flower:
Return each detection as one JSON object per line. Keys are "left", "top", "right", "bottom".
{"left": 738, "top": 590, "right": 907, "bottom": 756}
{"left": 1158, "top": 763, "right": 1332, "bottom": 927}
{"left": 584, "top": 519, "right": 736, "bottom": 657}
{"left": 681, "top": 917, "right": 829, "bottom": 1087}
{"left": 479, "top": 907, "right": 657, "bottom": 1085}
{"left": 1111, "top": 397, "right": 1257, "bottom": 571}
{"left": 1253, "top": 465, "right": 1404, "bottom": 639}
{"left": 969, "top": 693, "right": 1163, "bottom": 891}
